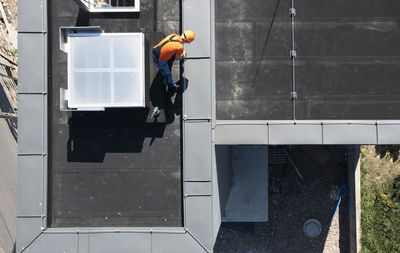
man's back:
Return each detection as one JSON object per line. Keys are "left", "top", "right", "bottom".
{"left": 154, "top": 34, "right": 184, "bottom": 62}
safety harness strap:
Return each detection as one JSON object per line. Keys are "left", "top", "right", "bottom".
{"left": 153, "top": 35, "right": 181, "bottom": 61}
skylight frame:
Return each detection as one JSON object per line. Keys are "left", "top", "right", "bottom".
{"left": 61, "top": 30, "right": 145, "bottom": 111}
{"left": 81, "top": 0, "right": 140, "bottom": 12}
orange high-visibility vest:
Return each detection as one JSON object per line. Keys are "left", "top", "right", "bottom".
{"left": 153, "top": 34, "right": 184, "bottom": 62}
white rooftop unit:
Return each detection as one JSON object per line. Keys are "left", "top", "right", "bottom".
{"left": 60, "top": 27, "right": 145, "bottom": 111}
{"left": 78, "top": 0, "right": 140, "bottom": 12}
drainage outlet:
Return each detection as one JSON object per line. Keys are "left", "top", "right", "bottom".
{"left": 303, "top": 218, "right": 322, "bottom": 238}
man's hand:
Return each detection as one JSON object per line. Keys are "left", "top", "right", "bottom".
{"left": 177, "top": 51, "right": 187, "bottom": 60}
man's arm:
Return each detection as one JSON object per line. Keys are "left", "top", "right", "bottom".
{"left": 176, "top": 50, "right": 187, "bottom": 60}
{"left": 175, "top": 45, "right": 186, "bottom": 60}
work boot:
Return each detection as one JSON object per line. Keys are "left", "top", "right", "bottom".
{"left": 152, "top": 106, "right": 160, "bottom": 119}
{"left": 175, "top": 84, "right": 182, "bottom": 93}
{"left": 167, "top": 84, "right": 178, "bottom": 95}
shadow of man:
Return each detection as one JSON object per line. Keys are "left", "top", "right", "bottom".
{"left": 150, "top": 57, "right": 187, "bottom": 124}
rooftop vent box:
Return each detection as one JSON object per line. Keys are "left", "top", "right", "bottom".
{"left": 78, "top": 0, "right": 140, "bottom": 12}
{"left": 60, "top": 27, "right": 145, "bottom": 111}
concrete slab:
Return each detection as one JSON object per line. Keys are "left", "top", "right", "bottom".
{"left": 269, "top": 124, "right": 323, "bottom": 144}
{"left": 323, "top": 123, "right": 377, "bottom": 144}
{"left": 185, "top": 182, "right": 212, "bottom": 196}
{"left": 152, "top": 233, "right": 206, "bottom": 253}
{"left": 18, "top": 0, "right": 47, "bottom": 32}
{"left": 18, "top": 33, "right": 47, "bottom": 93}
{"left": 184, "top": 59, "right": 212, "bottom": 118}
{"left": 224, "top": 146, "right": 268, "bottom": 222}
{"left": 378, "top": 123, "right": 400, "bottom": 144}
{"left": 17, "top": 156, "right": 44, "bottom": 217}
{"left": 16, "top": 217, "right": 42, "bottom": 253}
{"left": 184, "top": 120, "right": 212, "bottom": 181}
{"left": 18, "top": 94, "right": 46, "bottom": 155}
{"left": 185, "top": 196, "right": 213, "bottom": 251}
{"left": 89, "top": 233, "right": 151, "bottom": 253}
{"left": 23, "top": 233, "right": 78, "bottom": 253}
{"left": 183, "top": 0, "right": 211, "bottom": 58}
{"left": 214, "top": 122, "right": 268, "bottom": 145}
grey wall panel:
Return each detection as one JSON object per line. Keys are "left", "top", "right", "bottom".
{"left": 18, "top": 0, "right": 46, "bottom": 32}
{"left": 210, "top": 0, "right": 216, "bottom": 122}
{"left": 89, "top": 233, "right": 151, "bottom": 253}
{"left": 186, "top": 196, "right": 213, "bottom": 252}
{"left": 214, "top": 145, "right": 232, "bottom": 220}
{"left": 184, "top": 121, "right": 212, "bottom": 181}
{"left": 269, "top": 124, "right": 323, "bottom": 144}
{"left": 183, "top": 0, "right": 210, "bottom": 57}
{"left": 18, "top": 33, "right": 47, "bottom": 93}
{"left": 378, "top": 124, "right": 400, "bottom": 144}
{"left": 323, "top": 124, "right": 377, "bottom": 144}
{"left": 24, "top": 233, "right": 78, "bottom": 253}
{"left": 78, "top": 233, "right": 90, "bottom": 253}
{"left": 16, "top": 217, "right": 42, "bottom": 253}
{"left": 213, "top": 121, "right": 391, "bottom": 145}
{"left": 212, "top": 144, "right": 222, "bottom": 245}
{"left": 18, "top": 94, "right": 46, "bottom": 154}
{"left": 224, "top": 146, "right": 268, "bottom": 222}
{"left": 185, "top": 182, "right": 212, "bottom": 196}
{"left": 214, "top": 123, "right": 268, "bottom": 144}
{"left": 152, "top": 233, "right": 206, "bottom": 253}
{"left": 184, "top": 59, "right": 211, "bottom": 118}
{"left": 17, "top": 156, "right": 44, "bottom": 216}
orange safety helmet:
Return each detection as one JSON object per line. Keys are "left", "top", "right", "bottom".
{"left": 183, "top": 30, "right": 195, "bottom": 43}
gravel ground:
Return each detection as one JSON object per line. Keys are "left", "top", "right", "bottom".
{"left": 214, "top": 146, "right": 350, "bottom": 253}
{"left": 0, "top": 118, "right": 16, "bottom": 253}
{"left": 0, "top": 0, "right": 17, "bottom": 61}
{"left": 0, "top": 2, "right": 17, "bottom": 253}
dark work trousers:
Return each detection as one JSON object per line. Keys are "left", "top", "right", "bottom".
{"left": 152, "top": 53, "right": 176, "bottom": 87}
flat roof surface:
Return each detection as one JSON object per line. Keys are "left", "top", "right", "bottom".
{"left": 216, "top": 0, "right": 400, "bottom": 120}
{"left": 48, "top": 0, "right": 183, "bottom": 227}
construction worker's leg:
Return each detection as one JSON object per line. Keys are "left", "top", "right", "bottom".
{"left": 152, "top": 54, "right": 175, "bottom": 87}
{"left": 167, "top": 55, "right": 175, "bottom": 69}
{"left": 157, "top": 61, "right": 175, "bottom": 87}
{"left": 152, "top": 52, "right": 162, "bottom": 70}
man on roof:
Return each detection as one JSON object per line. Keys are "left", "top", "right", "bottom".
{"left": 152, "top": 30, "right": 195, "bottom": 90}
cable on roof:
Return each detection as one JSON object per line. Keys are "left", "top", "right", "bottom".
{"left": 290, "top": 0, "right": 297, "bottom": 120}
{"left": 250, "top": 0, "right": 281, "bottom": 94}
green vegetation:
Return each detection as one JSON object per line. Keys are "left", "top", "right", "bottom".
{"left": 360, "top": 147, "right": 400, "bottom": 253}
{"left": 360, "top": 149, "right": 368, "bottom": 159}
{"left": 360, "top": 163, "right": 369, "bottom": 174}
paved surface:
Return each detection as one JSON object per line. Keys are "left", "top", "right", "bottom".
{"left": 0, "top": 118, "right": 16, "bottom": 253}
